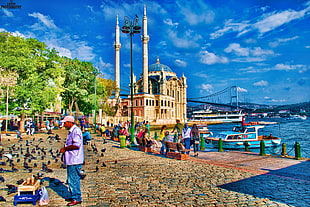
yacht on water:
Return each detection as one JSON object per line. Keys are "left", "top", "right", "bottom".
{"left": 287, "top": 114, "right": 307, "bottom": 120}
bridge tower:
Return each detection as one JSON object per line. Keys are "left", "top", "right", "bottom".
{"left": 230, "top": 86, "right": 239, "bottom": 110}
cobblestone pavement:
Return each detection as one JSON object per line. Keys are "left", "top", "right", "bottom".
{"left": 0, "top": 130, "right": 309, "bottom": 206}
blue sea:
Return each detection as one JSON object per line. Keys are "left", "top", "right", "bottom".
{"left": 206, "top": 118, "right": 310, "bottom": 158}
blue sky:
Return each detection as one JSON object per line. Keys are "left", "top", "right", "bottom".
{"left": 1, "top": 0, "right": 309, "bottom": 105}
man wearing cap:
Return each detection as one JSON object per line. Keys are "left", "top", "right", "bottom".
{"left": 60, "top": 116, "right": 84, "bottom": 206}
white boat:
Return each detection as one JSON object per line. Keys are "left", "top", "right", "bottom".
{"left": 287, "top": 115, "right": 307, "bottom": 120}
{"left": 206, "top": 123, "right": 282, "bottom": 149}
{"left": 189, "top": 110, "right": 245, "bottom": 123}
{"left": 197, "top": 124, "right": 213, "bottom": 138}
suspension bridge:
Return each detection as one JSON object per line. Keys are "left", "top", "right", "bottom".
{"left": 187, "top": 86, "right": 244, "bottom": 110}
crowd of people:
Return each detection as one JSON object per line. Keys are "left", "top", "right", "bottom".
{"left": 1, "top": 116, "right": 202, "bottom": 156}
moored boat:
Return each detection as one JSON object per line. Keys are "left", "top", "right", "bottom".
{"left": 197, "top": 124, "right": 213, "bottom": 138}
{"left": 206, "top": 124, "right": 281, "bottom": 149}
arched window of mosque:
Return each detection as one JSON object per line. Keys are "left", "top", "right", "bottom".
{"left": 156, "top": 100, "right": 159, "bottom": 106}
{"left": 177, "top": 91, "right": 180, "bottom": 101}
{"left": 167, "top": 89, "right": 169, "bottom": 96}
{"left": 146, "top": 99, "right": 148, "bottom": 106}
{"left": 161, "top": 100, "right": 163, "bottom": 106}
{"left": 135, "top": 100, "right": 138, "bottom": 106}
{"left": 140, "top": 99, "right": 143, "bottom": 106}
{"left": 152, "top": 100, "right": 154, "bottom": 106}
{"left": 172, "top": 90, "right": 175, "bottom": 97}
{"left": 168, "top": 101, "right": 170, "bottom": 107}
{"left": 172, "top": 102, "right": 174, "bottom": 108}
{"left": 165, "top": 100, "right": 167, "bottom": 106}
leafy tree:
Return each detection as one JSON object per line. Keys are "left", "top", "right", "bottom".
{"left": 0, "top": 32, "right": 64, "bottom": 130}
{"left": 60, "top": 57, "right": 100, "bottom": 116}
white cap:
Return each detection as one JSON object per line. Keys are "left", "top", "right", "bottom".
{"left": 61, "top": 116, "right": 75, "bottom": 123}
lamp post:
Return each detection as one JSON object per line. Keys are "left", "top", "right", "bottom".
{"left": 121, "top": 15, "right": 141, "bottom": 145}
{"left": 93, "top": 69, "right": 98, "bottom": 134}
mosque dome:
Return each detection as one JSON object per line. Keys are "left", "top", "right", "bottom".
{"left": 148, "top": 57, "right": 173, "bottom": 72}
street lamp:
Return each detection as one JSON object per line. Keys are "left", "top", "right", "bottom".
{"left": 93, "top": 69, "right": 99, "bottom": 134}
{"left": 121, "top": 15, "right": 141, "bottom": 145}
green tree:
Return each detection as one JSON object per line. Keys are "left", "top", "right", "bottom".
{"left": 0, "top": 32, "right": 64, "bottom": 130}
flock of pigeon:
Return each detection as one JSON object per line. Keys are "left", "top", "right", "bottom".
{"left": 0, "top": 133, "right": 108, "bottom": 203}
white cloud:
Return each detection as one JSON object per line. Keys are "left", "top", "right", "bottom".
{"left": 210, "top": 4, "right": 310, "bottom": 39}
{"left": 175, "top": 59, "right": 187, "bottom": 67}
{"left": 2, "top": 9, "right": 13, "bottom": 17}
{"left": 199, "top": 83, "right": 213, "bottom": 94}
{"left": 269, "top": 36, "right": 299, "bottom": 47}
{"left": 177, "top": 0, "right": 215, "bottom": 26}
{"left": 224, "top": 43, "right": 249, "bottom": 56}
{"left": 224, "top": 43, "right": 274, "bottom": 57}
{"left": 210, "top": 19, "right": 249, "bottom": 39}
{"left": 29, "top": 12, "right": 58, "bottom": 30}
{"left": 199, "top": 50, "right": 228, "bottom": 65}
{"left": 237, "top": 87, "right": 248, "bottom": 92}
{"left": 232, "top": 57, "right": 266, "bottom": 63}
{"left": 254, "top": 8, "right": 309, "bottom": 35}
{"left": 167, "top": 29, "right": 201, "bottom": 48}
{"left": 163, "top": 19, "right": 179, "bottom": 26}
{"left": 253, "top": 80, "right": 268, "bottom": 86}
{"left": 273, "top": 63, "right": 307, "bottom": 72}
{"left": 98, "top": 57, "right": 113, "bottom": 79}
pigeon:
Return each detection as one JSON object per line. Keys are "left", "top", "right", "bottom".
{"left": 0, "top": 176, "right": 5, "bottom": 182}
{"left": 3, "top": 153, "right": 13, "bottom": 161}
{"left": 95, "top": 166, "right": 99, "bottom": 172}
{"left": 101, "top": 162, "right": 106, "bottom": 167}
{"left": 6, "top": 184, "right": 17, "bottom": 194}
{"left": 12, "top": 167, "right": 18, "bottom": 172}
{"left": 101, "top": 148, "right": 106, "bottom": 153}
{"left": 0, "top": 196, "right": 6, "bottom": 202}
{"left": 16, "top": 179, "right": 24, "bottom": 185}
{"left": 96, "top": 159, "right": 100, "bottom": 164}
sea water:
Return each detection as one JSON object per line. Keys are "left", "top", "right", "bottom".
{"left": 206, "top": 118, "right": 310, "bottom": 158}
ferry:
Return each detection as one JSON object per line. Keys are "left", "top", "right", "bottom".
{"left": 206, "top": 123, "right": 281, "bottom": 149}
{"left": 189, "top": 109, "right": 245, "bottom": 123}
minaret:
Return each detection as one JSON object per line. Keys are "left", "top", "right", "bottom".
{"left": 142, "top": 5, "right": 149, "bottom": 93}
{"left": 114, "top": 15, "right": 121, "bottom": 99}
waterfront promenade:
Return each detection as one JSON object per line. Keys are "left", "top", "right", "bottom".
{"left": 0, "top": 130, "right": 309, "bottom": 206}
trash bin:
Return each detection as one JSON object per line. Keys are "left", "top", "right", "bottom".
{"left": 119, "top": 135, "right": 126, "bottom": 148}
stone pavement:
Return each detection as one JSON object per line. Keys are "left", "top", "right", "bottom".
{"left": 0, "top": 130, "right": 309, "bottom": 206}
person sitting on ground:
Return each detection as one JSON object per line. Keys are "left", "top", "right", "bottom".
{"left": 142, "top": 128, "right": 161, "bottom": 151}
{"left": 118, "top": 127, "right": 129, "bottom": 137}
{"left": 82, "top": 128, "right": 92, "bottom": 145}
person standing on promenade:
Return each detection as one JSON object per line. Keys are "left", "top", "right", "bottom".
{"left": 159, "top": 125, "right": 167, "bottom": 154}
{"left": 181, "top": 123, "right": 191, "bottom": 154}
{"left": 159, "top": 125, "right": 167, "bottom": 141}
{"left": 171, "top": 119, "right": 184, "bottom": 141}
{"left": 60, "top": 116, "right": 84, "bottom": 206}
{"left": 191, "top": 124, "right": 200, "bottom": 157}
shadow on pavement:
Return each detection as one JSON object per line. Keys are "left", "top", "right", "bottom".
{"left": 43, "top": 177, "right": 71, "bottom": 200}
{"left": 219, "top": 161, "right": 310, "bottom": 207}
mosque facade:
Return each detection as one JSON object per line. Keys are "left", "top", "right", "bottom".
{"left": 111, "top": 6, "right": 187, "bottom": 124}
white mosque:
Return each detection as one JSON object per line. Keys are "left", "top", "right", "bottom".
{"left": 110, "top": 6, "right": 187, "bottom": 125}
